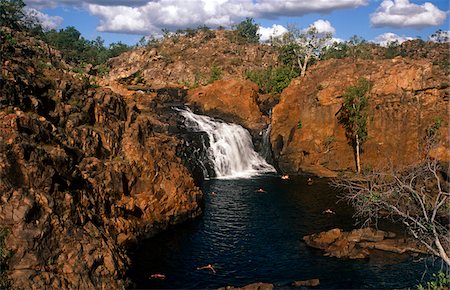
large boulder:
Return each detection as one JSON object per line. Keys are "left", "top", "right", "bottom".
{"left": 271, "top": 58, "right": 449, "bottom": 175}
{"left": 303, "top": 228, "right": 428, "bottom": 259}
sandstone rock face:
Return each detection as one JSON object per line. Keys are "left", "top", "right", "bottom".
{"left": 107, "top": 30, "right": 278, "bottom": 89}
{"left": 271, "top": 58, "right": 449, "bottom": 175}
{"left": 187, "top": 79, "right": 268, "bottom": 133}
{"left": 303, "top": 228, "right": 427, "bottom": 259}
{"left": 0, "top": 29, "right": 202, "bottom": 289}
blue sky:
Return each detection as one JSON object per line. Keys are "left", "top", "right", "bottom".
{"left": 25, "top": 0, "right": 449, "bottom": 46}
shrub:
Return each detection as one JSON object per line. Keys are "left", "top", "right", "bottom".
{"left": 208, "top": 66, "right": 222, "bottom": 84}
{"left": 245, "top": 66, "right": 298, "bottom": 94}
{"left": 234, "top": 17, "right": 260, "bottom": 44}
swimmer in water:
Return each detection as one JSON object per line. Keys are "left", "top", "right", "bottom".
{"left": 322, "top": 209, "right": 335, "bottom": 215}
{"left": 255, "top": 188, "right": 266, "bottom": 193}
{"left": 149, "top": 273, "right": 166, "bottom": 279}
{"left": 197, "top": 264, "right": 216, "bottom": 273}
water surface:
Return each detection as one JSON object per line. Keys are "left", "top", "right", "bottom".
{"left": 128, "top": 175, "right": 438, "bottom": 289}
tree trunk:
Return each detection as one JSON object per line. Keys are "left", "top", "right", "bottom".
{"left": 355, "top": 134, "right": 361, "bottom": 174}
{"left": 300, "top": 54, "right": 309, "bottom": 77}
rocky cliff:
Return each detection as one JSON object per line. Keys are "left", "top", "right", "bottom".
{"left": 0, "top": 28, "right": 202, "bottom": 289}
{"left": 106, "top": 30, "right": 279, "bottom": 89}
{"left": 270, "top": 58, "right": 449, "bottom": 176}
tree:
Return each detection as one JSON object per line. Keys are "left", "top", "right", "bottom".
{"left": 273, "top": 25, "right": 331, "bottom": 77}
{"left": 0, "top": 0, "right": 25, "bottom": 30}
{"left": 235, "top": 17, "right": 260, "bottom": 43}
{"left": 346, "top": 35, "right": 371, "bottom": 60}
{"left": 430, "top": 29, "right": 449, "bottom": 43}
{"left": 337, "top": 78, "right": 371, "bottom": 174}
{"left": 334, "top": 156, "right": 450, "bottom": 266}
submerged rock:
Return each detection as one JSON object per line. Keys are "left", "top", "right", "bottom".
{"left": 292, "top": 279, "right": 320, "bottom": 287}
{"left": 303, "top": 228, "right": 427, "bottom": 259}
{"left": 219, "top": 282, "right": 274, "bottom": 290}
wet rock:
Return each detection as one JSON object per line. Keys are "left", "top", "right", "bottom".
{"left": 292, "top": 279, "right": 320, "bottom": 287}
{"left": 219, "top": 282, "right": 274, "bottom": 290}
{"left": 303, "top": 228, "right": 427, "bottom": 259}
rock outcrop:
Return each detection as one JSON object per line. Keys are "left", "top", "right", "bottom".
{"left": 271, "top": 58, "right": 449, "bottom": 175}
{"left": 303, "top": 228, "right": 428, "bottom": 259}
{"left": 107, "top": 30, "right": 278, "bottom": 89}
{"left": 0, "top": 28, "right": 202, "bottom": 289}
{"left": 187, "top": 78, "right": 268, "bottom": 133}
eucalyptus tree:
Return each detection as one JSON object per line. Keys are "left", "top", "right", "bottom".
{"left": 272, "top": 25, "right": 331, "bottom": 77}
{"left": 337, "top": 78, "right": 371, "bottom": 174}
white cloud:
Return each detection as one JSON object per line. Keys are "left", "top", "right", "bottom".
{"left": 253, "top": 0, "right": 369, "bottom": 17}
{"left": 429, "top": 30, "right": 450, "bottom": 43}
{"left": 25, "top": 0, "right": 149, "bottom": 9}
{"left": 88, "top": 0, "right": 253, "bottom": 34}
{"left": 372, "top": 32, "right": 415, "bottom": 46}
{"left": 25, "top": 8, "right": 63, "bottom": 30}
{"left": 258, "top": 24, "right": 288, "bottom": 42}
{"left": 26, "top": 0, "right": 369, "bottom": 34}
{"left": 309, "top": 19, "right": 336, "bottom": 34}
{"left": 370, "top": 0, "right": 447, "bottom": 28}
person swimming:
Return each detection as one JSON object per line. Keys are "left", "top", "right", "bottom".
{"left": 255, "top": 188, "right": 266, "bottom": 193}
{"left": 322, "top": 209, "right": 335, "bottom": 215}
{"left": 307, "top": 177, "right": 313, "bottom": 185}
{"left": 149, "top": 273, "right": 166, "bottom": 279}
{"left": 281, "top": 175, "right": 289, "bottom": 180}
{"left": 197, "top": 264, "right": 216, "bottom": 273}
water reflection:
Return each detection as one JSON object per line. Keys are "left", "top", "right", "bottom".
{"left": 128, "top": 175, "right": 437, "bottom": 289}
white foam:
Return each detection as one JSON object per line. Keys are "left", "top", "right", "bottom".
{"left": 177, "top": 108, "right": 276, "bottom": 179}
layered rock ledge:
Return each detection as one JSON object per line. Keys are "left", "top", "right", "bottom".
{"left": 303, "top": 228, "right": 428, "bottom": 259}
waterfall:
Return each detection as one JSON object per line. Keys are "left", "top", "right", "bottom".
{"left": 260, "top": 124, "right": 273, "bottom": 164}
{"left": 177, "top": 108, "right": 276, "bottom": 179}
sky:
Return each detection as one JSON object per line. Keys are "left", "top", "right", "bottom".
{"left": 23, "top": 0, "right": 449, "bottom": 46}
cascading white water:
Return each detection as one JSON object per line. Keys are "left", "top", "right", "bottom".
{"left": 177, "top": 108, "right": 276, "bottom": 179}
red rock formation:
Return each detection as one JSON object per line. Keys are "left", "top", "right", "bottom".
{"left": 0, "top": 28, "right": 202, "bottom": 289}
{"left": 303, "top": 228, "right": 427, "bottom": 259}
{"left": 107, "top": 30, "right": 278, "bottom": 89}
{"left": 187, "top": 78, "right": 268, "bottom": 133}
{"left": 271, "top": 58, "right": 449, "bottom": 176}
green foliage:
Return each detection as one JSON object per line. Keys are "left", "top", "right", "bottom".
{"left": 208, "top": 65, "right": 222, "bottom": 84}
{"left": 44, "top": 26, "right": 131, "bottom": 65}
{"left": 338, "top": 78, "right": 372, "bottom": 147}
{"left": 297, "top": 119, "right": 302, "bottom": 129}
{"left": 426, "top": 116, "right": 443, "bottom": 140}
{"left": 245, "top": 66, "right": 298, "bottom": 94}
{"left": 235, "top": 17, "right": 260, "bottom": 44}
{"left": 417, "top": 271, "right": 450, "bottom": 290}
{"left": 385, "top": 40, "right": 400, "bottom": 59}
{"left": 0, "top": 0, "right": 25, "bottom": 30}
{"left": 321, "top": 42, "right": 349, "bottom": 60}
{"left": 272, "top": 25, "right": 331, "bottom": 76}
{"left": 430, "top": 29, "right": 449, "bottom": 43}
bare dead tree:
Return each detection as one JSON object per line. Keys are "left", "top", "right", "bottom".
{"left": 333, "top": 157, "right": 450, "bottom": 266}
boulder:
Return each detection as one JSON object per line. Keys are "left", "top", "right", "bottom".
{"left": 292, "top": 279, "right": 320, "bottom": 287}
{"left": 303, "top": 227, "right": 428, "bottom": 260}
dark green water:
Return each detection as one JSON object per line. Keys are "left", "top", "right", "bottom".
{"left": 128, "top": 175, "right": 439, "bottom": 289}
